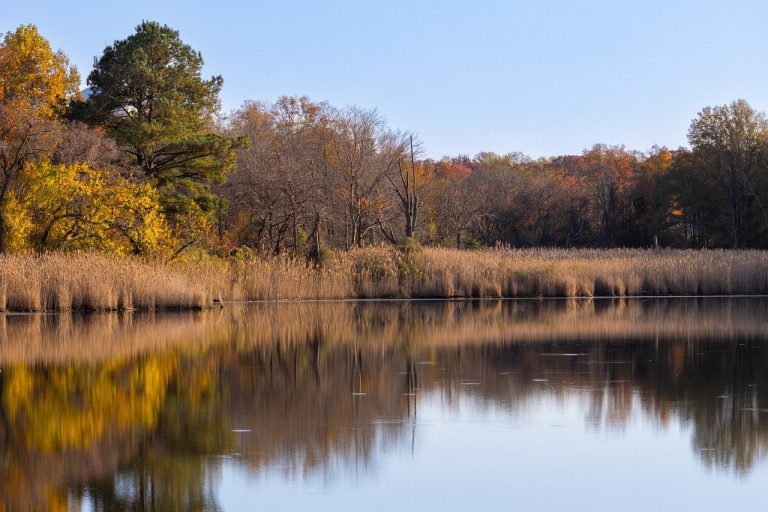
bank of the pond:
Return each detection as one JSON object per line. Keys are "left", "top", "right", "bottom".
{"left": 1, "top": 248, "right": 767, "bottom": 311}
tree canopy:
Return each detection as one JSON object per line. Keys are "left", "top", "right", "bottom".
{"left": 2, "top": 22, "right": 768, "bottom": 257}
{"left": 0, "top": 24, "right": 79, "bottom": 117}
{"left": 78, "top": 21, "right": 241, "bottom": 231}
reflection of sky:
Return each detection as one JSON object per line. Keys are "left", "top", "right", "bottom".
{"left": 212, "top": 391, "right": 768, "bottom": 512}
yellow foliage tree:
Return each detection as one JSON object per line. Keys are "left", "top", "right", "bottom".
{"left": 0, "top": 24, "right": 80, "bottom": 117}
{"left": 1, "top": 191, "right": 34, "bottom": 252}
{"left": 0, "top": 25, "right": 79, "bottom": 252}
{"left": 15, "top": 161, "right": 175, "bottom": 256}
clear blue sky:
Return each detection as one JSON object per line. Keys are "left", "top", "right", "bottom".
{"left": 5, "top": 0, "right": 768, "bottom": 159}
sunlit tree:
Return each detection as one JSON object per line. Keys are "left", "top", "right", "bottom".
{"left": 77, "top": 21, "right": 243, "bottom": 252}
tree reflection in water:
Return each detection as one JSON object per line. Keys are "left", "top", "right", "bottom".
{"left": 0, "top": 298, "right": 767, "bottom": 510}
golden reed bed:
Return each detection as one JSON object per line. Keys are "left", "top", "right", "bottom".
{"left": 0, "top": 248, "right": 767, "bottom": 311}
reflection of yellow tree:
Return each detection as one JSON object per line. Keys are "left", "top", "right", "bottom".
{"left": 3, "top": 356, "right": 175, "bottom": 451}
{"left": 0, "top": 354, "right": 179, "bottom": 510}
{"left": 70, "top": 353, "right": 233, "bottom": 511}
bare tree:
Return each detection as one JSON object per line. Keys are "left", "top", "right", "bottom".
{"left": 327, "top": 108, "right": 402, "bottom": 248}
{"left": 383, "top": 134, "right": 432, "bottom": 241}
{"left": 53, "top": 122, "right": 126, "bottom": 169}
{"left": 432, "top": 160, "right": 485, "bottom": 249}
{"left": 225, "top": 97, "right": 334, "bottom": 254}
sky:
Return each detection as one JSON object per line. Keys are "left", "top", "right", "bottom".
{"left": 4, "top": 0, "right": 768, "bottom": 159}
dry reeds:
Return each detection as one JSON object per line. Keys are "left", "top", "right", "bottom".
{"left": 223, "top": 247, "right": 768, "bottom": 301}
{"left": 0, "top": 248, "right": 766, "bottom": 311}
{"left": 0, "top": 253, "right": 217, "bottom": 312}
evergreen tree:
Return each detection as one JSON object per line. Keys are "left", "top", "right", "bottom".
{"left": 77, "top": 21, "right": 242, "bottom": 243}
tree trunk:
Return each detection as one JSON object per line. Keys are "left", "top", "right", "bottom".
{"left": 404, "top": 210, "right": 414, "bottom": 238}
{"left": 731, "top": 205, "right": 740, "bottom": 249}
{"left": 352, "top": 203, "right": 364, "bottom": 247}
{"left": 312, "top": 211, "right": 321, "bottom": 257}
{"left": 0, "top": 195, "right": 7, "bottom": 254}
{"left": 344, "top": 210, "right": 350, "bottom": 250}
{"left": 0, "top": 214, "right": 5, "bottom": 254}
{"left": 292, "top": 216, "right": 299, "bottom": 252}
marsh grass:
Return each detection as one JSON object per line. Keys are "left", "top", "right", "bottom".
{"left": 227, "top": 247, "right": 768, "bottom": 301}
{"left": 0, "top": 248, "right": 766, "bottom": 311}
{"left": 0, "top": 253, "right": 214, "bottom": 312}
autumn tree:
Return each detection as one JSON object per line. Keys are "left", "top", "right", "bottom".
{"left": 469, "top": 153, "right": 552, "bottom": 247}
{"left": 327, "top": 108, "right": 404, "bottom": 248}
{"left": 76, "top": 21, "right": 242, "bottom": 251}
{"left": 0, "top": 24, "right": 79, "bottom": 117}
{"left": 511, "top": 168, "right": 569, "bottom": 246}
{"left": 0, "top": 25, "right": 79, "bottom": 252}
{"left": 270, "top": 96, "right": 333, "bottom": 254}
{"left": 382, "top": 135, "right": 432, "bottom": 242}
{"left": 224, "top": 101, "right": 280, "bottom": 252}
{"left": 224, "top": 97, "right": 333, "bottom": 255}
{"left": 432, "top": 160, "right": 484, "bottom": 248}
{"left": 17, "top": 160, "right": 172, "bottom": 255}
{"left": 687, "top": 99, "right": 768, "bottom": 247}
{"left": 635, "top": 146, "right": 675, "bottom": 245}
{"left": 663, "top": 148, "right": 727, "bottom": 247}
{"left": 576, "top": 144, "right": 637, "bottom": 246}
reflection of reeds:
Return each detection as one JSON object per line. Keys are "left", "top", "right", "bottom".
{"left": 2, "top": 248, "right": 768, "bottom": 311}
{"left": 1, "top": 299, "right": 767, "bottom": 365}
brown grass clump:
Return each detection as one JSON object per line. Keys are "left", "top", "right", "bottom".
{"left": 0, "top": 248, "right": 766, "bottom": 311}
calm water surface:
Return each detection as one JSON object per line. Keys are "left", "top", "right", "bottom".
{"left": 1, "top": 299, "right": 768, "bottom": 511}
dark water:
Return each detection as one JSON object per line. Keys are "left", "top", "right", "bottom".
{"left": 1, "top": 299, "right": 768, "bottom": 511}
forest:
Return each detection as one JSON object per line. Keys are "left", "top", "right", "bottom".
{"left": 3, "top": 21, "right": 768, "bottom": 263}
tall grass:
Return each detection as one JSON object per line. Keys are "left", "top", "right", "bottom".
{"left": 0, "top": 248, "right": 767, "bottom": 311}
{"left": 224, "top": 247, "right": 768, "bottom": 301}
{"left": 0, "top": 253, "right": 216, "bottom": 311}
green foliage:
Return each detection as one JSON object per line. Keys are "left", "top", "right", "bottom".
{"left": 398, "top": 237, "right": 424, "bottom": 254}
{"left": 76, "top": 21, "right": 243, "bottom": 231}
{"left": 308, "top": 241, "right": 334, "bottom": 266}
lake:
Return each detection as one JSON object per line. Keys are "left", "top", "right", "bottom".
{"left": 1, "top": 298, "right": 767, "bottom": 511}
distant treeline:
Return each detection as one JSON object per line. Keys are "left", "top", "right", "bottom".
{"left": 2, "top": 21, "right": 767, "bottom": 260}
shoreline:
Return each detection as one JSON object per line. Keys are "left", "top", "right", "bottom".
{"left": 1, "top": 293, "right": 768, "bottom": 316}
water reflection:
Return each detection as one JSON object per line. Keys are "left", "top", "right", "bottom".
{"left": 0, "top": 299, "right": 767, "bottom": 510}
